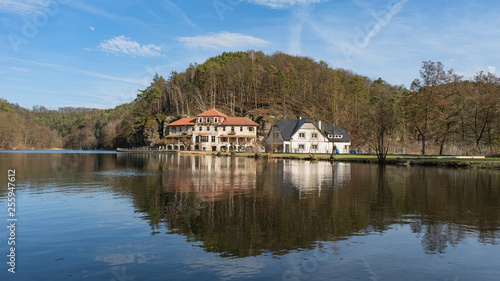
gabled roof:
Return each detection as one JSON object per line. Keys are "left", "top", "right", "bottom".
{"left": 272, "top": 119, "right": 351, "bottom": 142}
{"left": 222, "top": 117, "right": 258, "bottom": 126}
{"left": 167, "top": 115, "right": 258, "bottom": 127}
{"left": 196, "top": 108, "right": 228, "bottom": 118}
{"left": 168, "top": 117, "right": 196, "bottom": 126}
{"left": 320, "top": 124, "right": 352, "bottom": 142}
{"left": 273, "top": 118, "right": 315, "bottom": 140}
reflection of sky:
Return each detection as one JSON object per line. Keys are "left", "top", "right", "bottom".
{"left": 95, "top": 253, "right": 153, "bottom": 266}
{"left": 2, "top": 153, "right": 499, "bottom": 281}
{"left": 184, "top": 256, "right": 267, "bottom": 281}
{"left": 93, "top": 169, "right": 156, "bottom": 177}
{"left": 281, "top": 225, "right": 499, "bottom": 281}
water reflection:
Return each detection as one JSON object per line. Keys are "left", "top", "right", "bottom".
{"left": 111, "top": 154, "right": 500, "bottom": 258}
{"left": 2, "top": 152, "right": 499, "bottom": 260}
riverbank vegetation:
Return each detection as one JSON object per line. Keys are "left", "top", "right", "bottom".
{"left": 179, "top": 151, "right": 500, "bottom": 169}
{"left": 1, "top": 51, "right": 499, "bottom": 157}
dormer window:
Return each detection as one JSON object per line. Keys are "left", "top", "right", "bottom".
{"left": 328, "top": 134, "right": 333, "bottom": 138}
{"left": 334, "top": 134, "right": 343, "bottom": 139}
{"left": 214, "top": 117, "right": 219, "bottom": 123}
{"left": 198, "top": 117, "right": 203, "bottom": 124}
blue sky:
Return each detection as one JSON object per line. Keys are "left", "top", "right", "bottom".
{"left": 0, "top": 0, "right": 499, "bottom": 109}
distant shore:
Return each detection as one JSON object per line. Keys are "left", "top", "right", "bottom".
{"left": 179, "top": 151, "right": 500, "bottom": 169}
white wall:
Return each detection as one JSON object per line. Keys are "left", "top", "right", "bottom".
{"left": 289, "top": 123, "right": 330, "bottom": 153}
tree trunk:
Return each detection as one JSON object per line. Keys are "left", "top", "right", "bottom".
{"left": 439, "top": 135, "right": 447, "bottom": 156}
{"left": 421, "top": 134, "right": 426, "bottom": 155}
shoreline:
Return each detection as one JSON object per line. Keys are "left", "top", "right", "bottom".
{"left": 179, "top": 151, "right": 500, "bottom": 170}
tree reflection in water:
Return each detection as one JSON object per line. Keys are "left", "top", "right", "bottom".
{"left": 108, "top": 154, "right": 500, "bottom": 258}
{"left": 5, "top": 152, "right": 497, "bottom": 258}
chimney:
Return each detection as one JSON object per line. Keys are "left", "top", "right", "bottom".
{"left": 318, "top": 120, "right": 322, "bottom": 129}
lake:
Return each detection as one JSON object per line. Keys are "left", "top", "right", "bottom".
{"left": 1, "top": 151, "right": 499, "bottom": 281}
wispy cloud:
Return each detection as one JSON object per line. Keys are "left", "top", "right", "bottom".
{"left": 245, "top": 0, "right": 324, "bottom": 9}
{"left": 66, "top": 1, "right": 153, "bottom": 31}
{"left": 10, "top": 67, "right": 30, "bottom": 72}
{"left": 0, "top": 0, "right": 52, "bottom": 16}
{"left": 161, "top": 0, "right": 201, "bottom": 31}
{"left": 0, "top": 55, "right": 144, "bottom": 84}
{"left": 288, "top": 5, "right": 313, "bottom": 55}
{"left": 97, "top": 36, "right": 164, "bottom": 57}
{"left": 178, "top": 32, "right": 270, "bottom": 49}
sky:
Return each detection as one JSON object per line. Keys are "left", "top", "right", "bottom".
{"left": 0, "top": 0, "right": 499, "bottom": 109}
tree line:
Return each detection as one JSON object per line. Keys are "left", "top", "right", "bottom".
{"left": 0, "top": 51, "right": 499, "bottom": 156}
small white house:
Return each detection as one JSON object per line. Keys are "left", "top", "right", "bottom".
{"left": 265, "top": 119, "right": 351, "bottom": 154}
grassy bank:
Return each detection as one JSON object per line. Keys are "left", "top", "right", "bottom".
{"left": 179, "top": 151, "right": 500, "bottom": 169}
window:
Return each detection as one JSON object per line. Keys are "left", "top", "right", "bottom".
{"left": 196, "top": 136, "right": 199, "bottom": 142}
{"left": 298, "top": 144, "right": 305, "bottom": 149}
{"left": 214, "top": 117, "right": 219, "bottom": 123}
{"left": 199, "top": 126, "right": 202, "bottom": 131}
{"left": 212, "top": 136, "right": 216, "bottom": 142}
{"left": 200, "top": 136, "right": 209, "bottom": 142}
{"left": 240, "top": 127, "right": 243, "bottom": 131}
{"left": 299, "top": 133, "right": 305, "bottom": 138}
{"left": 198, "top": 117, "right": 203, "bottom": 123}
{"left": 231, "top": 126, "right": 235, "bottom": 132}
{"left": 249, "top": 127, "right": 254, "bottom": 132}
{"left": 328, "top": 134, "right": 333, "bottom": 138}
{"left": 223, "top": 126, "right": 226, "bottom": 131}
{"left": 335, "top": 134, "right": 343, "bottom": 139}
{"left": 206, "top": 127, "right": 209, "bottom": 131}
{"left": 312, "top": 133, "right": 318, "bottom": 139}
{"left": 312, "top": 145, "right": 318, "bottom": 150}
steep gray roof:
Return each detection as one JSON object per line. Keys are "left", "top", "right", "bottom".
{"left": 320, "top": 124, "right": 352, "bottom": 142}
{"left": 274, "top": 118, "right": 313, "bottom": 140}
{"left": 272, "top": 118, "right": 351, "bottom": 142}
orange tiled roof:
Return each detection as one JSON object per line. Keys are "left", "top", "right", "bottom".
{"left": 168, "top": 117, "right": 196, "bottom": 126}
{"left": 196, "top": 108, "right": 228, "bottom": 118}
{"left": 167, "top": 110, "right": 258, "bottom": 127}
{"left": 222, "top": 117, "right": 259, "bottom": 126}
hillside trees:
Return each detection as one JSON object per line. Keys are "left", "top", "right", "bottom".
{"left": 1, "top": 52, "right": 499, "bottom": 154}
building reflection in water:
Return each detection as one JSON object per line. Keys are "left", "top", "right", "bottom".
{"left": 4, "top": 152, "right": 498, "bottom": 263}
{"left": 282, "top": 160, "right": 351, "bottom": 195}
{"left": 113, "top": 153, "right": 499, "bottom": 258}
{"left": 162, "top": 155, "right": 259, "bottom": 202}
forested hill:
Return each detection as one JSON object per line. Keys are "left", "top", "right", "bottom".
{"left": 1, "top": 51, "right": 499, "bottom": 155}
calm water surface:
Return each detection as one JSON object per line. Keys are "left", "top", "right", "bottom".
{"left": 0, "top": 152, "right": 499, "bottom": 281}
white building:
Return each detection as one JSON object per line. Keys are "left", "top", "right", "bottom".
{"left": 265, "top": 118, "right": 351, "bottom": 154}
{"left": 165, "top": 108, "right": 259, "bottom": 152}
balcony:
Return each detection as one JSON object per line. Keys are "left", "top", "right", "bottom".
{"left": 181, "top": 131, "right": 189, "bottom": 135}
{"left": 228, "top": 131, "right": 236, "bottom": 135}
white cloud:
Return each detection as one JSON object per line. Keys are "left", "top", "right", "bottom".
{"left": 10, "top": 67, "right": 30, "bottom": 72}
{"left": 97, "top": 36, "right": 164, "bottom": 57}
{"left": 487, "top": 66, "right": 496, "bottom": 74}
{"left": 245, "top": 0, "right": 324, "bottom": 9}
{"left": 90, "top": 26, "right": 95, "bottom": 31}
{"left": 0, "top": 0, "right": 53, "bottom": 15}
{"left": 178, "top": 32, "right": 270, "bottom": 49}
